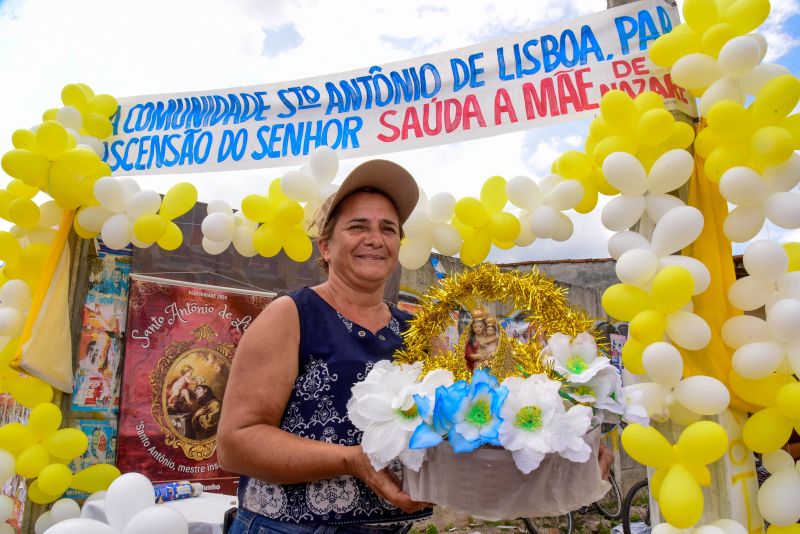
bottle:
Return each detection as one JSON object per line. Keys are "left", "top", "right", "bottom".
{"left": 153, "top": 481, "right": 204, "bottom": 503}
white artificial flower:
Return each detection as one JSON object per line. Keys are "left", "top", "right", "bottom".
{"left": 544, "top": 332, "right": 608, "bottom": 383}
{"left": 347, "top": 360, "right": 453, "bottom": 470}
{"left": 551, "top": 404, "right": 593, "bottom": 463}
{"left": 615, "top": 386, "right": 650, "bottom": 426}
{"left": 566, "top": 365, "right": 617, "bottom": 405}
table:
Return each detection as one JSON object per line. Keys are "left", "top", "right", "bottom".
{"left": 82, "top": 492, "right": 239, "bottom": 534}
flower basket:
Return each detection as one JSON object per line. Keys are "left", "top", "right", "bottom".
{"left": 402, "top": 427, "right": 610, "bottom": 521}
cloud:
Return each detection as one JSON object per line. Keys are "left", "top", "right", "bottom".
{"left": 261, "top": 23, "right": 304, "bottom": 58}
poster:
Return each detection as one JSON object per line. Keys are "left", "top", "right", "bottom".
{"left": 117, "top": 276, "right": 273, "bottom": 495}
{"left": 0, "top": 394, "right": 29, "bottom": 532}
{"left": 64, "top": 419, "right": 118, "bottom": 500}
{"left": 72, "top": 244, "right": 131, "bottom": 412}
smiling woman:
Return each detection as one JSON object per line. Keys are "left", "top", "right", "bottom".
{"left": 217, "top": 159, "right": 434, "bottom": 534}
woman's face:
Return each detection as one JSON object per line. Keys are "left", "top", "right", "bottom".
{"left": 319, "top": 192, "right": 401, "bottom": 286}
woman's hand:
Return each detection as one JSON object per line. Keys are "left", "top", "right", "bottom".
{"left": 346, "top": 446, "right": 431, "bottom": 513}
{"left": 598, "top": 442, "right": 614, "bottom": 480}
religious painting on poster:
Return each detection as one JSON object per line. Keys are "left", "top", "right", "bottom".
{"left": 117, "top": 276, "right": 274, "bottom": 495}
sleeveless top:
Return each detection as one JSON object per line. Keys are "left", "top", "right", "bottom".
{"left": 237, "top": 287, "right": 433, "bottom": 525}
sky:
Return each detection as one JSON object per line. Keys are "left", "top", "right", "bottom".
{"left": 0, "top": 0, "right": 799, "bottom": 262}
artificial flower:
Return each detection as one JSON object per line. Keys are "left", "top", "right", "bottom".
{"left": 565, "top": 364, "right": 617, "bottom": 405}
{"left": 544, "top": 332, "right": 608, "bottom": 383}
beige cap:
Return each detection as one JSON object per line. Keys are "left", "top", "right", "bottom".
{"left": 314, "top": 159, "right": 419, "bottom": 234}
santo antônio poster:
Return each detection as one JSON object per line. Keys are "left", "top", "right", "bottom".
{"left": 117, "top": 275, "right": 273, "bottom": 494}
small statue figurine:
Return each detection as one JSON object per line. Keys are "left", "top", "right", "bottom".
{"left": 464, "top": 307, "right": 500, "bottom": 372}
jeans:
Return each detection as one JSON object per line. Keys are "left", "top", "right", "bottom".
{"left": 227, "top": 508, "right": 413, "bottom": 534}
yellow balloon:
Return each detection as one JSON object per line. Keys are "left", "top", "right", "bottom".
{"left": 5, "top": 375, "right": 53, "bottom": 409}
{"left": 41, "top": 108, "right": 58, "bottom": 122}
{"left": 589, "top": 115, "right": 617, "bottom": 139}
{"left": 556, "top": 151, "right": 592, "bottom": 181}
{"left": 591, "top": 168, "right": 618, "bottom": 196}
{"left": 55, "top": 147, "right": 102, "bottom": 176}
{"left": 659, "top": 464, "right": 704, "bottom": 528}
{"left": 700, "top": 22, "right": 738, "bottom": 57}
{"left": 75, "top": 83, "right": 95, "bottom": 99}
{"left": 694, "top": 127, "right": 722, "bottom": 158}
{"left": 709, "top": 101, "right": 752, "bottom": 142}
{"left": 649, "top": 25, "right": 701, "bottom": 67}
{"left": 0, "top": 337, "right": 20, "bottom": 367}
{"left": 704, "top": 144, "right": 748, "bottom": 183}
{"left": 602, "top": 283, "right": 651, "bottom": 322}
{"left": 70, "top": 463, "right": 121, "bottom": 493}
{"left": 630, "top": 309, "right": 667, "bottom": 343}
{"left": 88, "top": 94, "right": 119, "bottom": 117}
{"left": 675, "top": 421, "right": 728, "bottom": 465}
{"left": 268, "top": 178, "right": 288, "bottom": 203}
{"left": 160, "top": 182, "right": 197, "bottom": 220}
{"left": 84, "top": 113, "right": 113, "bottom": 139}
{"left": 634, "top": 91, "right": 666, "bottom": 114}
{"left": 73, "top": 216, "right": 99, "bottom": 239}
{"left": 274, "top": 200, "right": 304, "bottom": 227}
{"left": 0, "top": 232, "right": 18, "bottom": 263}
{"left": 650, "top": 467, "right": 668, "bottom": 500}
{"left": 750, "top": 126, "right": 794, "bottom": 167}
{"left": 722, "top": 0, "right": 771, "bottom": 35}
{"left": 767, "top": 524, "right": 800, "bottom": 534}
{"left": 621, "top": 424, "right": 676, "bottom": 468}
{"left": 622, "top": 338, "right": 647, "bottom": 375}
{"left": 7, "top": 179, "right": 38, "bottom": 200}
{"left": 1, "top": 149, "right": 51, "bottom": 188}
{"left": 685, "top": 463, "right": 712, "bottom": 486}
{"left": 488, "top": 212, "right": 520, "bottom": 242}
{"left": 86, "top": 161, "right": 112, "bottom": 181}
{"left": 751, "top": 75, "right": 800, "bottom": 126}
{"left": 637, "top": 109, "right": 674, "bottom": 147}
{"left": 8, "top": 198, "right": 40, "bottom": 228}
{"left": 450, "top": 216, "right": 475, "bottom": 239}
{"left": 460, "top": 229, "right": 491, "bottom": 267}
{"left": 784, "top": 243, "right": 800, "bottom": 272}
{"left": 241, "top": 194, "right": 274, "bottom": 223}
{"left": 775, "top": 382, "right": 800, "bottom": 420}
{"left": 783, "top": 114, "right": 800, "bottom": 148}
{"left": 683, "top": 0, "right": 718, "bottom": 32}
{"left": 592, "top": 135, "right": 638, "bottom": 166}
{"left": 36, "top": 121, "right": 69, "bottom": 160}
{"left": 480, "top": 175, "right": 508, "bottom": 212}
{"left": 574, "top": 183, "right": 599, "bottom": 213}
{"left": 78, "top": 177, "right": 99, "bottom": 206}
{"left": 454, "top": 197, "right": 489, "bottom": 227}
{"left": 43, "top": 428, "right": 88, "bottom": 460}
{"left": 47, "top": 165, "right": 83, "bottom": 210}
{"left": 36, "top": 463, "right": 73, "bottom": 496}
{"left": 600, "top": 90, "right": 639, "bottom": 132}
{"left": 28, "top": 403, "right": 62, "bottom": 440}
{"left": 491, "top": 237, "right": 515, "bottom": 249}
{"left": 157, "top": 221, "right": 183, "bottom": 251}
{"left": 254, "top": 224, "right": 283, "bottom": 258}
{"left": 133, "top": 213, "right": 168, "bottom": 243}
{"left": 652, "top": 266, "right": 694, "bottom": 313}
{"left": 16, "top": 443, "right": 50, "bottom": 478}
{"left": 11, "top": 129, "right": 37, "bottom": 150}
{"left": 663, "top": 121, "right": 696, "bottom": 151}
{"left": 27, "top": 480, "right": 61, "bottom": 504}
{"left": 0, "top": 422, "right": 36, "bottom": 454}
{"left": 61, "top": 84, "right": 89, "bottom": 110}
{"left": 729, "top": 371, "right": 793, "bottom": 408}
{"left": 742, "top": 407, "right": 793, "bottom": 453}
{"left": 283, "top": 228, "right": 313, "bottom": 262}
{"left": 20, "top": 242, "right": 51, "bottom": 274}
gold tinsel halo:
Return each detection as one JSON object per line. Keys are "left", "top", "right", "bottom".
{"left": 394, "top": 263, "right": 604, "bottom": 382}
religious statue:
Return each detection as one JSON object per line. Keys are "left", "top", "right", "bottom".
{"left": 464, "top": 307, "right": 500, "bottom": 372}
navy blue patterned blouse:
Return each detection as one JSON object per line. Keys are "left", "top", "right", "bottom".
{"left": 237, "top": 287, "right": 433, "bottom": 525}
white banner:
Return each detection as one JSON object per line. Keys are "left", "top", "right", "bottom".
{"left": 106, "top": 0, "right": 692, "bottom": 176}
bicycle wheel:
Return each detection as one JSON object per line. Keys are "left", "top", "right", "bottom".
{"left": 521, "top": 513, "right": 574, "bottom": 534}
{"left": 622, "top": 479, "right": 650, "bottom": 534}
{"left": 594, "top": 470, "right": 623, "bottom": 520}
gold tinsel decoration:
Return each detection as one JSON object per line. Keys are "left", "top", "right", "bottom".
{"left": 395, "top": 263, "right": 602, "bottom": 381}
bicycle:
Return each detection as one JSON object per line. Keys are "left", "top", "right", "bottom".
{"left": 520, "top": 469, "right": 623, "bottom": 534}
{"left": 621, "top": 478, "right": 650, "bottom": 534}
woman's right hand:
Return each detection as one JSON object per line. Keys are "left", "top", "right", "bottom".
{"left": 346, "top": 446, "right": 431, "bottom": 514}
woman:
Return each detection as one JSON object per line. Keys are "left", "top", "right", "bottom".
{"left": 218, "top": 159, "right": 431, "bottom": 534}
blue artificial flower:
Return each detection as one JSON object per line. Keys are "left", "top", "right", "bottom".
{"left": 409, "top": 381, "right": 467, "bottom": 449}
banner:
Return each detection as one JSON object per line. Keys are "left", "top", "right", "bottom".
{"left": 117, "top": 276, "right": 273, "bottom": 495}
{"left": 106, "top": 0, "right": 690, "bottom": 176}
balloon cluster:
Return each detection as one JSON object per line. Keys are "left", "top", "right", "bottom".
{"left": 754, "top": 449, "right": 800, "bottom": 529}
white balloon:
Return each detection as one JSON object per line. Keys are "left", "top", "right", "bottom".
{"left": 665, "top": 311, "right": 711, "bottom": 350}
{"left": 602, "top": 152, "right": 648, "bottom": 195}
{"left": 778, "top": 271, "right": 800, "bottom": 300}
{"left": 669, "top": 397, "right": 703, "bottom": 426}
{"left": 645, "top": 193, "right": 685, "bottom": 223}
{"left": 125, "top": 190, "right": 162, "bottom": 220}
{"left": 789, "top": 340, "right": 800, "bottom": 375}
{"left": 122, "top": 506, "right": 188, "bottom": 534}
{"left": 671, "top": 53, "right": 724, "bottom": 90}
{"left": 206, "top": 200, "right": 233, "bottom": 216}
{"left": 35, "top": 511, "right": 54, "bottom": 534}
{"left": 699, "top": 77, "right": 745, "bottom": 116}
{"left": 658, "top": 256, "right": 711, "bottom": 295}
{"left": 118, "top": 177, "right": 140, "bottom": 199}
{"left": 529, "top": 206, "right": 560, "bottom": 238}
{"left": 626, "top": 382, "right": 670, "bottom": 421}
{"left": 398, "top": 239, "right": 432, "bottom": 270}
{"left": 757, "top": 469, "right": 800, "bottom": 525}
{"left": 642, "top": 342, "right": 684, "bottom": 387}
{"left": 427, "top": 193, "right": 456, "bottom": 223}
{"left": 42, "top": 518, "right": 119, "bottom": 534}
{"left": 100, "top": 214, "right": 134, "bottom": 251}
{"left": 721, "top": 315, "right": 771, "bottom": 349}
{"left": 201, "top": 237, "right": 231, "bottom": 255}
{"left": 732, "top": 341, "right": 785, "bottom": 379}
{"left": 608, "top": 231, "right": 651, "bottom": 260}
{"left": 402, "top": 209, "right": 431, "bottom": 239}
{"left": 514, "top": 212, "right": 536, "bottom": 247}
{"left": 28, "top": 227, "right": 57, "bottom": 245}
{"left": 719, "top": 167, "right": 768, "bottom": 207}
{"left": 233, "top": 211, "right": 258, "bottom": 230}
{"left": 551, "top": 212, "right": 574, "bottom": 242}
{"left": 718, "top": 36, "right": 762, "bottom": 78}
{"left": 728, "top": 275, "right": 774, "bottom": 310}
{"left": 51, "top": 498, "right": 81, "bottom": 524}
{"left": 281, "top": 171, "right": 319, "bottom": 202}
{"left": 693, "top": 527, "right": 726, "bottom": 534}
{"left": 766, "top": 192, "right": 800, "bottom": 228}
{"left": 650, "top": 206, "right": 704, "bottom": 257}
{"left": 767, "top": 298, "right": 800, "bottom": 342}
{"left": 749, "top": 33, "right": 769, "bottom": 61}
{"left": 762, "top": 450, "right": 796, "bottom": 474}
{"left": 0, "top": 495, "right": 12, "bottom": 522}
{"left": 648, "top": 149, "right": 695, "bottom": 194}
{"left": 232, "top": 226, "right": 257, "bottom": 257}
{"left": 616, "top": 248, "right": 659, "bottom": 285}
{"left": 601, "top": 194, "right": 646, "bottom": 231}
{"left": 652, "top": 523, "right": 689, "bottom": 534}
{"left": 506, "top": 176, "right": 542, "bottom": 210}
{"left": 201, "top": 213, "right": 235, "bottom": 242}
{"left": 674, "top": 376, "right": 730, "bottom": 415}
{"left": 309, "top": 146, "right": 339, "bottom": 184}
{"left": 0, "top": 449, "right": 13, "bottom": 484}
{"left": 0, "top": 279, "right": 32, "bottom": 311}
{"left": 744, "top": 240, "right": 788, "bottom": 282}
{"left": 94, "top": 177, "right": 126, "bottom": 213}
{"left": 79, "top": 135, "right": 105, "bottom": 157}
{"left": 0, "top": 308, "right": 23, "bottom": 337}
{"left": 544, "top": 180, "right": 583, "bottom": 211}
{"left": 130, "top": 237, "right": 153, "bottom": 249}
{"left": 81, "top": 491, "right": 107, "bottom": 519}
{"left": 77, "top": 206, "right": 113, "bottom": 233}
{"left": 764, "top": 154, "right": 800, "bottom": 193}
{"left": 38, "top": 201, "right": 64, "bottom": 228}
{"left": 104, "top": 472, "right": 156, "bottom": 531}
{"left": 56, "top": 106, "right": 83, "bottom": 130}
{"left": 710, "top": 519, "right": 748, "bottom": 534}
{"left": 538, "top": 174, "right": 560, "bottom": 195}
{"left": 431, "top": 223, "right": 462, "bottom": 256}
{"left": 740, "top": 63, "right": 791, "bottom": 95}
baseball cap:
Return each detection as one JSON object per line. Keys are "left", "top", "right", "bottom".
{"left": 313, "top": 159, "right": 419, "bottom": 235}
